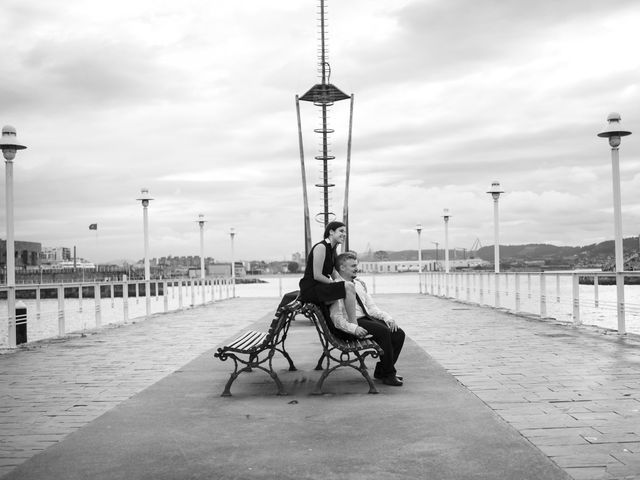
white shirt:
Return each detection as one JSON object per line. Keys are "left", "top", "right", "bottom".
{"left": 329, "top": 277, "right": 393, "bottom": 335}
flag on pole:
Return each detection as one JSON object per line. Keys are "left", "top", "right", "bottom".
{"left": 89, "top": 223, "right": 98, "bottom": 230}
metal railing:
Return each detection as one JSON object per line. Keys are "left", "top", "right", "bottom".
{"left": 423, "top": 271, "right": 640, "bottom": 335}
{"left": 0, "top": 277, "right": 234, "bottom": 348}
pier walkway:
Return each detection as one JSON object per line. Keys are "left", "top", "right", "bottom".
{"left": 0, "top": 295, "right": 639, "bottom": 479}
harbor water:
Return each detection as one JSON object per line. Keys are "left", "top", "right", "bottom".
{"left": 1, "top": 273, "right": 639, "bottom": 347}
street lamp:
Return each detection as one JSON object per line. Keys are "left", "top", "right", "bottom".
{"left": 442, "top": 209, "right": 451, "bottom": 273}
{"left": 598, "top": 112, "right": 632, "bottom": 335}
{"left": 197, "top": 214, "right": 207, "bottom": 302}
{"left": 136, "top": 188, "right": 153, "bottom": 318}
{"left": 196, "top": 214, "right": 206, "bottom": 280}
{"left": 487, "top": 181, "right": 504, "bottom": 273}
{"left": 415, "top": 223, "right": 423, "bottom": 294}
{"left": 1, "top": 126, "right": 27, "bottom": 348}
{"left": 229, "top": 227, "right": 236, "bottom": 298}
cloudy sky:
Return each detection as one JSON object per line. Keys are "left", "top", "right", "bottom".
{"left": 2, "top": 0, "right": 640, "bottom": 264}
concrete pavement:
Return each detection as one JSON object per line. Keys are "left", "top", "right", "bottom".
{"left": 0, "top": 294, "right": 639, "bottom": 479}
{"left": 390, "top": 295, "right": 640, "bottom": 480}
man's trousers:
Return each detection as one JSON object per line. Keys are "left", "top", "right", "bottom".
{"left": 356, "top": 316, "right": 405, "bottom": 377}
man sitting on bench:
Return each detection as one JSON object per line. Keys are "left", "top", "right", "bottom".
{"left": 329, "top": 252, "right": 406, "bottom": 386}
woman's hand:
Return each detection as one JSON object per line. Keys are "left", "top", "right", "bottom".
{"left": 354, "top": 327, "right": 369, "bottom": 338}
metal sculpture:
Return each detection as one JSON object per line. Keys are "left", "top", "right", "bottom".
{"left": 296, "top": 0, "right": 354, "bottom": 256}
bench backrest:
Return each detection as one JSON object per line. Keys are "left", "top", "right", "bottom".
{"left": 303, "top": 303, "right": 346, "bottom": 347}
{"left": 264, "top": 296, "right": 301, "bottom": 345}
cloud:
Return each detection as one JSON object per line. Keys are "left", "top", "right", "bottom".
{"left": 2, "top": 0, "right": 640, "bottom": 264}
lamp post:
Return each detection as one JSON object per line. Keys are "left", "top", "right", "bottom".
{"left": 229, "top": 227, "right": 236, "bottom": 298}
{"left": 1, "top": 126, "right": 27, "bottom": 348}
{"left": 415, "top": 223, "right": 423, "bottom": 294}
{"left": 136, "top": 188, "right": 153, "bottom": 318}
{"left": 442, "top": 209, "right": 451, "bottom": 273}
{"left": 487, "top": 181, "right": 504, "bottom": 273}
{"left": 598, "top": 112, "right": 632, "bottom": 335}
{"left": 197, "top": 214, "right": 206, "bottom": 302}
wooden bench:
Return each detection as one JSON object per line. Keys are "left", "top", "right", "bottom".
{"left": 214, "top": 298, "right": 299, "bottom": 396}
{"left": 301, "top": 303, "right": 383, "bottom": 394}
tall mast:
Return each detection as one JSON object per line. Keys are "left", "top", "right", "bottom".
{"left": 299, "top": 0, "right": 350, "bottom": 228}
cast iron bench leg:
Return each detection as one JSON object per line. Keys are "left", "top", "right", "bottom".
{"left": 270, "top": 370, "right": 288, "bottom": 396}
{"left": 314, "top": 352, "right": 326, "bottom": 371}
{"left": 311, "top": 365, "right": 337, "bottom": 395}
{"left": 275, "top": 347, "right": 297, "bottom": 371}
{"left": 221, "top": 371, "right": 239, "bottom": 397}
{"left": 357, "top": 356, "right": 378, "bottom": 394}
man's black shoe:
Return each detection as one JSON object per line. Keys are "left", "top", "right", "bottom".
{"left": 374, "top": 370, "right": 403, "bottom": 381}
{"left": 381, "top": 375, "right": 403, "bottom": 386}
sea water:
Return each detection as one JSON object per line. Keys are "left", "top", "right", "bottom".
{"left": 1, "top": 274, "right": 638, "bottom": 347}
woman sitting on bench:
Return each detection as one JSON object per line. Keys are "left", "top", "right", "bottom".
{"left": 298, "top": 221, "right": 357, "bottom": 326}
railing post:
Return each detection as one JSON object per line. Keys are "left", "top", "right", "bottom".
{"left": 479, "top": 273, "right": 484, "bottom": 305}
{"left": 191, "top": 279, "right": 196, "bottom": 307}
{"left": 163, "top": 280, "right": 169, "bottom": 312}
{"left": 135, "top": 282, "right": 140, "bottom": 304}
{"left": 123, "top": 280, "right": 129, "bottom": 323}
{"left": 495, "top": 273, "right": 500, "bottom": 308}
{"left": 57, "top": 285, "right": 65, "bottom": 336}
{"left": 527, "top": 273, "right": 532, "bottom": 299}
{"left": 616, "top": 273, "right": 626, "bottom": 335}
{"left": 36, "top": 285, "right": 41, "bottom": 320}
{"left": 178, "top": 280, "right": 184, "bottom": 309}
{"left": 466, "top": 273, "right": 471, "bottom": 302}
{"left": 539, "top": 273, "right": 547, "bottom": 317}
{"left": 515, "top": 273, "right": 521, "bottom": 313}
{"left": 78, "top": 283, "right": 83, "bottom": 313}
{"left": 279, "top": 275, "right": 283, "bottom": 298}
{"left": 110, "top": 283, "right": 114, "bottom": 308}
{"left": 594, "top": 275, "right": 599, "bottom": 308}
{"left": 556, "top": 274, "right": 561, "bottom": 303}
{"left": 94, "top": 283, "right": 101, "bottom": 328}
{"left": 572, "top": 273, "right": 581, "bottom": 325}
{"left": 505, "top": 273, "right": 509, "bottom": 297}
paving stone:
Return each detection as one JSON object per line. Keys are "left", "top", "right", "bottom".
{"left": 563, "top": 466, "right": 612, "bottom": 480}
{"left": 551, "top": 453, "right": 619, "bottom": 468}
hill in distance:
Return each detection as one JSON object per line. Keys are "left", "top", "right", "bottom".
{"left": 358, "top": 237, "right": 640, "bottom": 263}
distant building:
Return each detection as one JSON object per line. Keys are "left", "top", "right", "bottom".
{"left": 207, "top": 262, "right": 246, "bottom": 277}
{"left": 358, "top": 258, "right": 489, "bottom": 273}
{"left": 0, "top": 239, "right": 42, "bottom": 268}
{"left": 41, "top": 246, "right": 71, "bottom": 264}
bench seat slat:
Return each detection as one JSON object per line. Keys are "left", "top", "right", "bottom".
{"left": 226, "top": 330, "right": 267, "bottom": 352}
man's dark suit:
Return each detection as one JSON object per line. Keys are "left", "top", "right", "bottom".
{"left": 356, "top": 315, "right": 405, "bottom": 378}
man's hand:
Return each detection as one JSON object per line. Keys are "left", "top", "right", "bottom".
{"left": 354, "top": 326, "right": 369, "bottom": 338}
{"left": 386, "top": 319, "right": 398, "bottom": 332}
